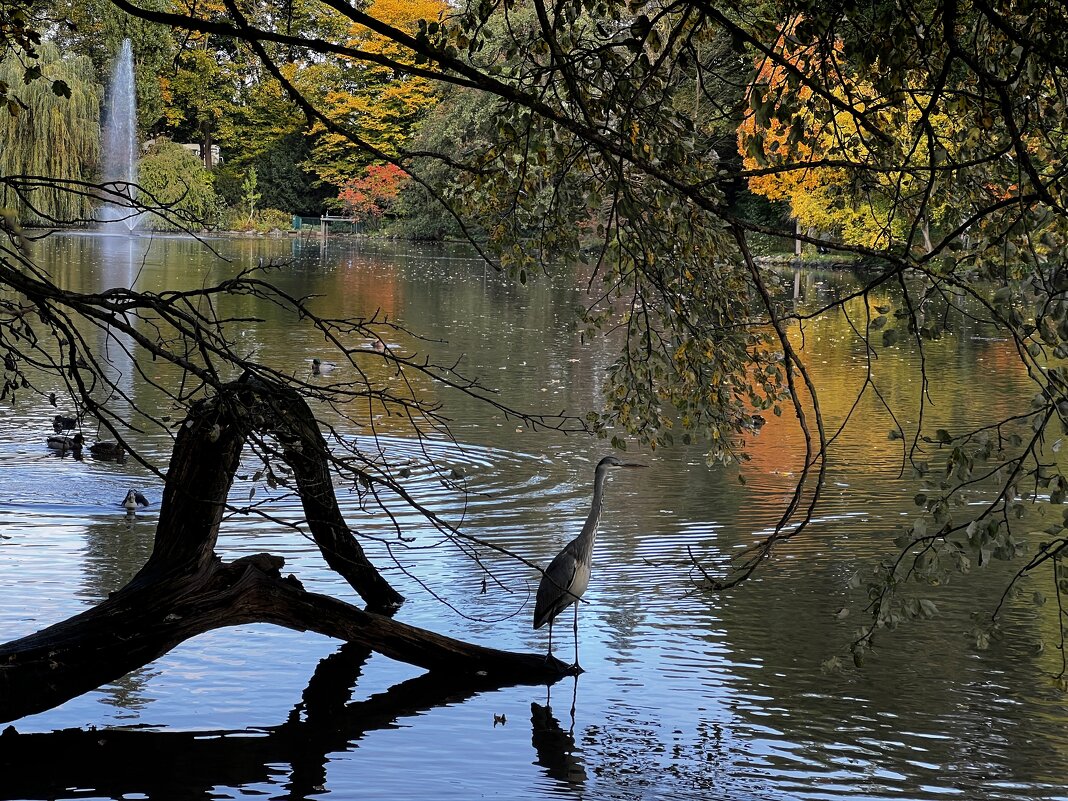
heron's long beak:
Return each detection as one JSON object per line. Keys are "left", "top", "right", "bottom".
{"left": 620, "top": 462, "right": 648, "bottom": 468}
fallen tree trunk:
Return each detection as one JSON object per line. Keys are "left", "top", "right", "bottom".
{"left": 0, "top": 375, "right": 568, "bottom": 724}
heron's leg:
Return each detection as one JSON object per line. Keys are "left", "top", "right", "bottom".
{"left": 547, "top": 618, "right": 554, "bottom": 659}
{"left": 573, "top": 601, "right": 580, "bottom": 668}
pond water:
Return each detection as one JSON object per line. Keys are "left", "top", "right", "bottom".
{"left": 0, "top": 233, "right": 1066, "bottom": 800}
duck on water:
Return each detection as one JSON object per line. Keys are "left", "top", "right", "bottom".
{"left": 47, "top": 432, "right": 84, "bottom": 458}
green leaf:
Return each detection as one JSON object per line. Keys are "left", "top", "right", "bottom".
{"left": 50, "top": 79, "right": 71, "bottom": 98}
{"left": 919, "top": 599, "right": 939, "bottom": 618}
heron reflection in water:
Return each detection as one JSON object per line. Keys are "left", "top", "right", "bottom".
{"left": 534, "top": 455, "right": 646, "bottom": 668}
{"left": 531, "top": 691, "right": 587, "bottom": 788}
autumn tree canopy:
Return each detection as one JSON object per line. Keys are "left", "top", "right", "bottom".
{"left": 737, "top": 16, "right": 965, "bottom": 250}
{"left": 306, "top": 0, "right": 448, "bottom": 187}
{"left": 337, "top": 162, "right": 408, "bottom": 221}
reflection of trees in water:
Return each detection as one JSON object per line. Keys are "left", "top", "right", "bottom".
{"left": 0, "top": 643, "right": 575, "bottom": 801}
{"left": 710, "top": 557, "right": 1068, "bottom": 796}
{"left": 81, "top": 514, "right": 158, "bottom": 712}
{"left": 82, "top": 517, "right": 156, "bottom": 599}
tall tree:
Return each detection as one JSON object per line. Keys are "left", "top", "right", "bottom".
{"left": 304, "top": 0, "right": 447, "bottom": 189}
{"left": 0, "top": 41, "right": 101, "bottom": 224}
{"left": 46, "top": 0, "right": 174, "bottom": 134}
{"left": 737, "top": 18, "right": 962, "bottom": 250}
{"left": 220, "top": 66, "right": 329, "bottom": 215}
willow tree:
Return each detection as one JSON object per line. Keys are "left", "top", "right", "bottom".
{"left": 0, "top": 42, "right": 102, "bottom": 224}
{"left": 137, "top": 138, "right": 221, "bottom": 229}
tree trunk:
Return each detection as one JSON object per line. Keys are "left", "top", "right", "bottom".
{"left": 0, "top": 375, "right": 569, "bottom": 724}
{"left": 201, "top": 121, "right": 214, "bottom": 170}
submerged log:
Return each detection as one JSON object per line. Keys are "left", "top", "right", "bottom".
{"left": 0, "top": 375, "right": 569, "bottom": 725}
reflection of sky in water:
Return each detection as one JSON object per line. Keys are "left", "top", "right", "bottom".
{"left": 0, "top": 235, "right": 1065, "bottom": 800}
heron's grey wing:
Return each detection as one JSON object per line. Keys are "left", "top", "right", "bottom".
{"left": 533, "top": 541, "right": 581, "bottom": 630}
{"left": 134, "top": 492, "right": 149, "bottom": 507}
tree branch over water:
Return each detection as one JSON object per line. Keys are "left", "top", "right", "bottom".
{"left": 0, "top": 375, "right": 573, "bottom": 724}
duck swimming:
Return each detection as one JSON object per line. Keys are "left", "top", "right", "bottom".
{"left": 47, "top": 432, "right": 84, "bottom": 457}
{"left": 52, "top": 414, "right": 77, "bottom": 433}
{"left": 121, "top": 489, "right": 149, "bottom": 514}
{"left": 90, "top": 440, "right": 125, "bottom": 462}
{"left": 312, "top": 358, "right": 338, "bottom": 375}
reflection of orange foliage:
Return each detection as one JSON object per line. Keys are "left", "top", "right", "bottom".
{"left": 739, "top": 297, "right": 1033, "bottom": 482}
{"left": 740, "top": 403, "right": 807, "bottom": 476}
{"left": 338, "top": 261, "right": 401, "bottom": 318}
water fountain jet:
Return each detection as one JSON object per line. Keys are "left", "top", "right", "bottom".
{"left": 99, "top": 39, "right": 141, "bottom": 233}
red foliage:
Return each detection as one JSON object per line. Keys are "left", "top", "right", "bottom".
{"left": 338, "top": 163, "right": 409, "bottom": 221}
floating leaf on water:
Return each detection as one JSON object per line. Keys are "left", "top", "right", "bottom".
{"left": 820, "top": 656, "right": 843, "bottom": 673}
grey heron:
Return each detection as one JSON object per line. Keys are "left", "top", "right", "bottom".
{"left": 533, "top": 455, "right": 646, "bottom": 667}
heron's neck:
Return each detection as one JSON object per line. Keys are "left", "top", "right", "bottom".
{"left": 581, "top": 467, "right": 610, "bottom": 539}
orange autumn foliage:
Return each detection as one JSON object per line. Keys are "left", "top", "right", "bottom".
{"left": 338, "top": 163, "right": 409, "bottom": 221}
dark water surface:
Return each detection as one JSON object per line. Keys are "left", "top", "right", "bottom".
{"left": 0, "top": 233, "right": 1065, "bottom": 800}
